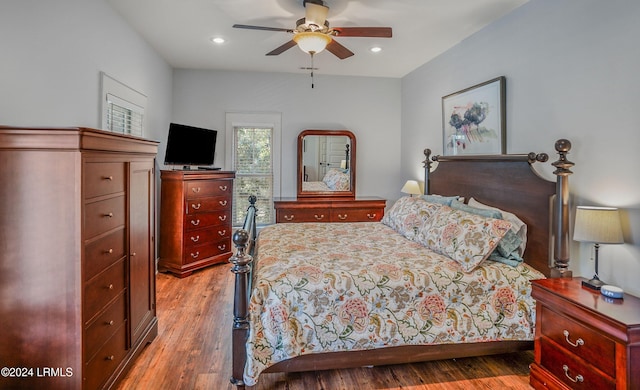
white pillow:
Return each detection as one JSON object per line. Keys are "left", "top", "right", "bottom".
{"left": 468, "top": 198, "right": 527, "bottom": 256}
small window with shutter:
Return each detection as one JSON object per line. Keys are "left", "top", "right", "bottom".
{"left": 100, "top": 72, "right": 146, "bottom": 137}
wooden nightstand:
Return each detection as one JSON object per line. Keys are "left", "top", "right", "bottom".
{"left": 530, "top": 277, "right": 640, "bottom": 389}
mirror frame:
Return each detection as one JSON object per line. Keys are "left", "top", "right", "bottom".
{"left": 297, "top": 129, "right": 356, "bottom": 199}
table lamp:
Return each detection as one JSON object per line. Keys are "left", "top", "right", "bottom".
{"left": 573, "top": 206, "right": 624, "bottom": 290}
{"left": 401, "top": 180, "right": 421, "bottom": 197}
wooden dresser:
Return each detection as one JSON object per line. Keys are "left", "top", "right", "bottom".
{"left": 159, "top": 170, "right": 235, "bottom": 277}
{"left": 274, "top": 197, "right": 386, "bottom": 223}
{"left": 530, "top": 277, "right": 640, "bottom": 390}
{"left": 0, "top": 127, "right": 158, "bottom": 390}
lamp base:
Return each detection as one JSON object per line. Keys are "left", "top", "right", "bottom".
{"left": 582, "top": 277, "right": 605, "bottom": 291}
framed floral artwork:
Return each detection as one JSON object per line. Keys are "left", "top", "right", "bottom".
{"left": 442, "top": 76, "right": 506, "bottom": 155}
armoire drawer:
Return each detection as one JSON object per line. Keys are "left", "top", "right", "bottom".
{"left": 84, "top": 292, "right": 126, "bottom": 362}
{"left": 84, "top": 259, "right": 126, "bottom": 322}
{"left": 84, "top": 228, "right": 126, "bottom": 282}
{"left": 84, "top": 162, "right": 126, "bottom": 199}
{"left": 84, "top": 195, "right": 126, "bottom": 239}
{"left": 83, "top": 323, "right": 127, "bottom": 390}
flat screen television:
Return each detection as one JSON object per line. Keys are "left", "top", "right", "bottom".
{"left": 164, "top": 123, "right": 219, "bottom": 169}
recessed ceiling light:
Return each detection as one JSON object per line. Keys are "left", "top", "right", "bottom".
{"left": 370, "top": 46, "right": 382, "bottom": 53}
{"left": 211, "top": 37, "right": 225, "bottom": 44}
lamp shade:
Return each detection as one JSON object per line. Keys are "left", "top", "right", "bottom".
{"left": 573, "top": 206, "right": 623, "bottom": 244}
{"left": 293, "top": 32, "right": 332, "bottom": 54}
{"left": 401, "top": 180, "right": 421, "bottom": 195}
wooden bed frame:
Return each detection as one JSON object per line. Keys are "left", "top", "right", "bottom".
{"left": 229, "top": 139, "right": 574, "bottom": 388}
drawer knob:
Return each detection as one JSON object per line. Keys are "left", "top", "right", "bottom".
{"left": 107, "top": 320, "right": 114, "bottom": 326}
{"left": 191, "top": 251, "right": 199, "bottom": 259}
{"left": 219, "top": 200, "right": 228, "bottom": 206}
{"left": 219, "top": 185, "right": 228, "bottom": 191}
{"left": 338, "top": 214, "right": 347, "bottom": 220}
{"left": 191, "top": 219, "right": 201, "bottom": 226}
{"left": 367, "top": 213, "right": 377, "bottom": 219}
{"left": 562, "top": 365, "right": 584, "bottom": 383}
{"left": 314, "top": 214, "right": 325, "bottom": 220}
{"left": 105, "top": 248, "right": 114, "bottom": 254}
{"left": 103, "top": 212, "right": 114, "bottom": 218}
{"left": 218, "top": 230, "right": 226, "bottom": 236}
{"left": 131, "top": 252, "right": 136, "bottom": 257}
{"left": 108, "top": 284, "right": 114, "bottom": 290}
{"left": 192, "top": 203, "right": 201, "bottom": 210}
{"left": 563, "top": 330, "right": 584, "bottom": 347}
{"left": 219, "top": 215, "right": 227, "bottom": 222}
{"left": 191, "top": 235, "right": 200, "bottom": 242}
{"left": 218, "top": 244, "right": 226, "bottom": 251}
{"left": 107, "top": 355, "right": 115, "bottom": 361}
{"left": 103, "top": 175, "right": 114, "bottom": 181}
{"left": 192, "top": 187, "right": 201, "bottom": 193}
{"left": 284, "top": 215, "right": 294, "bottom": 221}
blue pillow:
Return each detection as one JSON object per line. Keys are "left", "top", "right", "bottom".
{"left": 420, "top": 194, "right": 460, "bottom": 206}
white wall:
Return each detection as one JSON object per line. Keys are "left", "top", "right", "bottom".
{"left": 171, "top": 69, "right": 401, "bottom": 200}
{"left": 401, "top": 0, "right": 640, "bottom": 295}
{"left": 0, "top": 0, "right": 173, "bottom": 143}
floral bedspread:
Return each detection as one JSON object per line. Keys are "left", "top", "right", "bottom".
{"left": 244, "top": 222, "right": 545, "bottom": 385}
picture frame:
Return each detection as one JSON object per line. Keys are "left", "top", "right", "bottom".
{"left": 442, "top": 76, "right": 506, "bottom": 155}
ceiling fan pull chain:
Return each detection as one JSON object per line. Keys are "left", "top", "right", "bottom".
{"left": 310, "top": 53, "right": 315, "bottom": 88}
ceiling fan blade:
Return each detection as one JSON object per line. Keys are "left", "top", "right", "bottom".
{"left": 233, "top": 24, "right": 293, "bottom": 33}
{"left": 266, "top": 40, "right": 298, "bottom": 56}
{"left": 326, "top": 40, "right": 354, "bottom": 59}
{"left": 332, "top": 27, "right": 392, "bottom": 38}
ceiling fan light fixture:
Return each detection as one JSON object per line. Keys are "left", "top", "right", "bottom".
{"left": 293, "top": 32, "right": 332, "bottom": 54}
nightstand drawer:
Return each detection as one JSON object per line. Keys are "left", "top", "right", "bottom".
{"left": 540, "top": 305, "right": 615, "bottom": 376}
{"left": 185, "top": 210, "right": 230, "bottom": 230}
{"left": 539, "top": 337, "right": 615, "bottom": 389}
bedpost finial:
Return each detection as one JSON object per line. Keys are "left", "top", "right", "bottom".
{"left": 248, "top": 195, "right": 257, "bottom": 206}
{"left": 552, "top": 139, "right": 574, "bottom": 176}
{"left": 422, "top": 149, "right": 433, "bottom": 169}
{"left": 555, "top": 139, "right": 571, "bottom": 153}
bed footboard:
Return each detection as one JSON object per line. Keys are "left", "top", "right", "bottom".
{"left": 229, "top": 196, "right": 257, "bottom": 388}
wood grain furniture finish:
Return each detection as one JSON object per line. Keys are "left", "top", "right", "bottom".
{"left": 158, "top": 170, "right": 235, "bottom": 278}
{"left": 274, "top": 197, "right": 386, "bottom": 223}
{"left": 530, "top": 277, "right": 640, "bottom": 390}
{"left": 0, "top": 126, "right": 158, "bottom": 390}
{"left": 229, "top": 140, "right": 574, "bottom": 388}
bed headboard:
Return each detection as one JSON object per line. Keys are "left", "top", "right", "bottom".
{"left": 423, "top": 140, "right": 573, "bottom": 278}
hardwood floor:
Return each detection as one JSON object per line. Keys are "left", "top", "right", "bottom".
{"left": 116, "top": 264, "right": 534, "bottom": 389}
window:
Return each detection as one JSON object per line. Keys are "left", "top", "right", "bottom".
{"left": 100, "top": 72, "right": 146, "bottom": 136}
{"left": 226, "top": 113, "right": 281, "bottom": 226}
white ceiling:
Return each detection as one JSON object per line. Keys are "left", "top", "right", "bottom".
{"left": 107, "top": 0, "right": 529, "bottom": 78}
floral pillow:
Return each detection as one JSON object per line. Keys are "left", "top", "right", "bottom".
{"left": 415, "top": 205, "right": 512, "bottom": 272}
{"left": 322, "top": 168, "right": 350, "bottom": 191}
{"left": 381, "top": 196, "right": 442, "bottom": 240}
{"left": 468, "top": 197, "right": 528, "bottom": 257}
{"left": 449, "top": 200, "right": 524, "bottom": 266}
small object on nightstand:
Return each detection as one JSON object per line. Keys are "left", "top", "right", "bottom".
{"left": 601, "top": 285, "right": 624, "bottom": 299}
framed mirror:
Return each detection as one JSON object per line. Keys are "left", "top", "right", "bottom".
{"left": 297, "top": 129, "right": 356, "bottom": 198}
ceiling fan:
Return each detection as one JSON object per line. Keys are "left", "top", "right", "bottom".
{"left": 232, "top": 0, "right": 392, "bottom": 59}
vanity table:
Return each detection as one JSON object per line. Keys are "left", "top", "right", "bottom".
{"left": 276, "top": 129, "right": 386, "bottom": 223}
